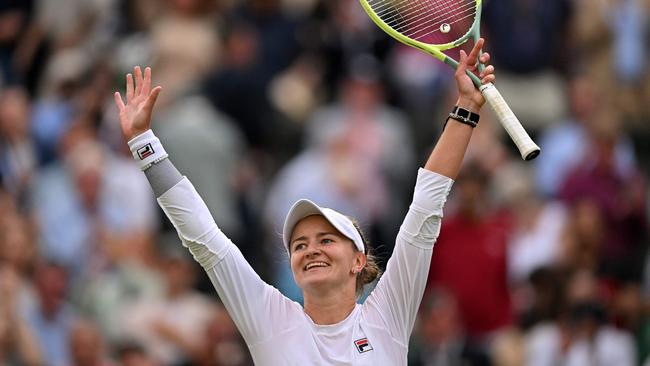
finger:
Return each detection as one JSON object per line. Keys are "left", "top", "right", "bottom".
{"left": 142, "top": 67, "right": 151, "bottom": 96}
{"left": 456, "top": 50, "right": 468, "bottom": 76}
{"left": 466, "top": 38, "right": 484, "bottom": 66}
{"left": 479, "top": 52, "right": 491, "bottom": 65}
{"left": 481, "top": 74, "right": 495, "bottom": 84}
{"left": 126, "top": 73, "right": 134, "bottom": 102}
{"left": 479, "top": 65, "right": 494, "bottom": 78}
{"left": 134, "top": 66, "right": 143, "bottom": 98}
{"left": 114, "top": 92, "right": 125, "bottom": 112}
{"left": 144, "top": 86, "right": 162, "bottom": 114}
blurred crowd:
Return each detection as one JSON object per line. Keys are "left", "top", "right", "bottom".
{"left": 0, "top": 0, "right": 649, "bottom": 365}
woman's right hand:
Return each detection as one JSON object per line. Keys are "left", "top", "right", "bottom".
{"left": 114, "top": 66, "right": 162, "bottom": 141}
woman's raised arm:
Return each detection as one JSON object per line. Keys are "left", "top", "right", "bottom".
{"left": 424, "top": 38, "right": 495, "bottom": 179}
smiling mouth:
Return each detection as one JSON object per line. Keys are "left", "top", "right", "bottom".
{"left": 304, "top": 262, "right": 329, "bottom": 271}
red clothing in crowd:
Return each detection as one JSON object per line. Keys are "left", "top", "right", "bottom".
{"left": 427, "top": 211, "right": 514, "bottom": 338}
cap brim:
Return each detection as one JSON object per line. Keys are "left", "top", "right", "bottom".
{"left": 282, "top": 199, "right": 324, "bottom": 251}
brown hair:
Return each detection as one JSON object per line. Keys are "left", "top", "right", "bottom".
{"left": 349, "top": 219, "right": 382, "bottom": 298}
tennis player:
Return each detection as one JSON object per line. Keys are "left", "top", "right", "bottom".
{"left": 114, "top": 39, "right": 495, "bottom": 365}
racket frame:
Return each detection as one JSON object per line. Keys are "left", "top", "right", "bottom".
{"left": 359, "top": 0, "right": 485, "bottom": 86}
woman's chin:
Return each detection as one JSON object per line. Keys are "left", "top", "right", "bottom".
{"left": 299, "top": 270, "right": 339, "bottom": 290}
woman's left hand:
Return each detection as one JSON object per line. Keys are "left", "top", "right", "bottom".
{"left": 454, "top": 38, "right": 496, "bottom": 112}
{"left": 114, "top": 66, "right": 162, "bottom": 141}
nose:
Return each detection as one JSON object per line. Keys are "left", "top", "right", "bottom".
{"left": 305, "top": 246, "right": 321, "bottom": 258}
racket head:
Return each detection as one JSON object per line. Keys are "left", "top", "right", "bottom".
{"left": 360, "top": 0, "right": 482, "bottom": 61}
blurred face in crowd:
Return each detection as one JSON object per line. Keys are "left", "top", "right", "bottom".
{"left": 75, "top": 169, "right": 102, "bottom": 212}
{"left": 169, "top": 0, "right": 212, "bottom": 16}
{"left": 69, "top": 320, "right": 104, "bottom": 366}
{"left": 0, "top": 87, "right": 30, "bottom": 141}
{"left": 63, "top": 135, "right": 105, "bottom": 212}
{"left": 455, "top": 168, "right": 488, "bottom": 218}
{"left": 119, "top": 347, "right": 158, "bottom": 366}
{"left": 252, "top": 0, "right": 279, "bottom": 13}
{"left": 34, "top": 263, "right": 68, "bottom": 316}
{"left": 341, "top": 78, "right": 382, "bottom": 113}
{"left": 207, "top": 307, "right": 239, "bottom": 342}
{"left": 572, "top": 199, "right": 604, "bottom": 249}
{"left": 571, "top": 74, "right": 612, "bottom": 121}
{"left": 0, "top": 214, "right": 35, "bottom": 272}
{"left": 0, "top": 280, "right": 13, "bottom": 359}
{"left": 420, "top": 292, "right": 462, "bottom": 345}
{"left": 289, "top": 215, "right": 365, "bottom": 297}
{"left": 162, "top": 256, "right": 197, "bottom": 297}
{"left": 203, "top": 307, "right": 249, "bottom": 364}
{"left": 225, "top": 23, "right": 259, "bottom": 68}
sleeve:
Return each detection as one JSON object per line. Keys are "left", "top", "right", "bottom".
{"left": 157, "top": 178, "right": 299, "bottom": 346}
{"left": 363, "top": 168, "right": 454, "bottom": 344}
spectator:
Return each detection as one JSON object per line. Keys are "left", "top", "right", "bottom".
{"left": 535, "top": 74, "right": 637, "bottom": 198}
{"left": 409, "top": 288, "right": 491, "bottom": 366}
{"left": 496, "top": 162, "right": 568, "bottom": 285}
{"left": 30, "top": 49, "right": 87, "bottom": 165}
{"left": 149, "top": 0, "right": 223, "bottom": 103}
{"left": 194, "top": 305, "right": 253, "bottom": 366}
{"left": 22, "top": 261, "right": 77, "bottom": 366}
{"left": 0, "top": 212, "right": 38, "bottom": 312}
{"left": 0, "top": 1, "right": 33, "bottom": 87}
{"left": 114, "top": 342, "right": 158, "bottom": 366}
{"left": 558, "top": 103, "right": 647, "bottom": 282}
{"left": 525, "top": 271, "right": 637, "bottom": 366}
{"left": 0, "top": 265, "right": 42, "bottom": 366}
{"left": 118, "top": 248, "right": 217, "bottom": 366}
{"left": 32, "top": 127, "right": 156, "bottom": 274}
{"left": 0, "top": 86, "right": 37, "bottom": 207}
{"left": 203, "top": 19, "right": 275, "bottom": 150}
{"left": 68, "top": 319, "right": 115, "bottom": 366}
{"left": 426, "top": 161, "right": 513, "bottom": 342}
{"left": 482, "top": 0, "right": 573, "bottom": 129}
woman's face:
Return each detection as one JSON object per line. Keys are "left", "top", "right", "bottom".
{"left": 289, "top": 215, "right": 364, "bottom": 295}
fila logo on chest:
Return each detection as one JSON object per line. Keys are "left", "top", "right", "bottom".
{"left": 354, "top": 338, "right": 373, "bottom": 353}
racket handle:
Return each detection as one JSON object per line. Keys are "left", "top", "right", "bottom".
{"left": 479, "top": 83, "right": 540, "bottom": 160}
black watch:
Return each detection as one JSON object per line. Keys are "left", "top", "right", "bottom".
{"left": 446, "top": 106, "right": 480, "bottom": 128}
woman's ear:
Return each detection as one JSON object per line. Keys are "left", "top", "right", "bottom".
{"left": 353, "top": 252, "right": 367, "bottom": 274}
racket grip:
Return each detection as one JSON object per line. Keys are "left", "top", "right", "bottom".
{"left": 479, "top": 83, "right": 541, "bottom": 160}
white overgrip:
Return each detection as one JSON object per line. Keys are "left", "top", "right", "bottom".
{"left": 479, "top": 83, "right": 541, "bottom": 160}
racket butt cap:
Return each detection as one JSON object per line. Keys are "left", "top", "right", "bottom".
{"left": 524, "top": 148, "right": 541, "bottom": 161}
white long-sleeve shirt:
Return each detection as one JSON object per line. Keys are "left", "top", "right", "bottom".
{"left": 157, "top": 168, "right": 453, "bottom": 365}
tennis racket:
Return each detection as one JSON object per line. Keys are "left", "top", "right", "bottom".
{"left": 359, "top": 0, "right": 540, "bottom": 160}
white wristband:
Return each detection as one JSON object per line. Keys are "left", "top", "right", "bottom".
{"left": 127, "top": 130, "right": 168, "bottom": 171}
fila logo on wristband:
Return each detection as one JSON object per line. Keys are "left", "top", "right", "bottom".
{"left": 128, "top": 130, "right": 168, "bottom": 170}
{"left": 137, "top": 144, "right": 155, "bottom": 160}
{"left": 354, "top": 338, "right": 373, "bottom": 353}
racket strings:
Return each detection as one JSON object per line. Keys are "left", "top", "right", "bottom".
{"left": 368, "top": 0, "right": 476, "bottom": 42}
{"left": 374, "top": 0, "right": 447, "bottom": 30}
{"left": 374, "top": 0, "right": 474, "bottom": 36}
{"left": 370, "top": 0, "right": 473, "bottom": 30}
{"left": 370, "top": 0, "right": 460, "bottom": 25}
{"left": 369, "top": 0, "right": 468, "bottom": 23}
{"left": 409, "top": 6, "right": 476, "bottom": 39}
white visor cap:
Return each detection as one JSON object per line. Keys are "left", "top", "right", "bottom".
{"left": 283, "top": 199, "right": 365, "bottom": 254}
